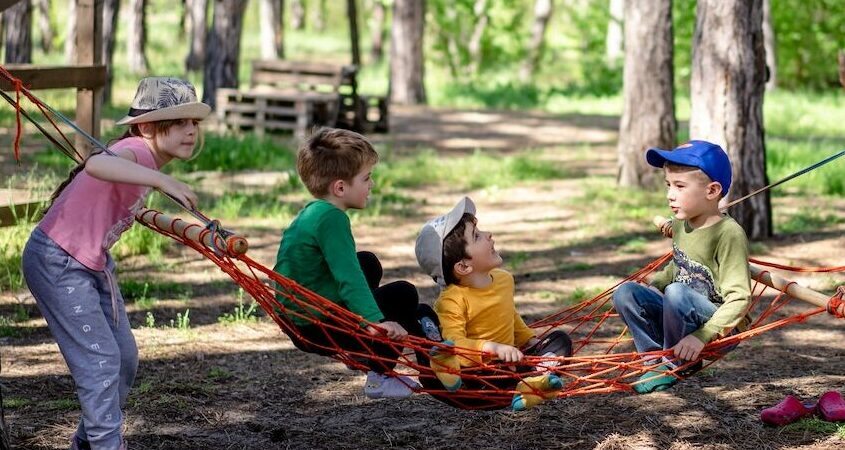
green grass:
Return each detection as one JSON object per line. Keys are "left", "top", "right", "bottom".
{"left": 120, "top": 279, "right": 193, "bottom": 309}
{"left": 784, "top": 417, "right": 845, "bottom": 438}
{"left": 776, "top": 207, "right": 845, "bottom": 235}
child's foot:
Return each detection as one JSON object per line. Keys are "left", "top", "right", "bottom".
{"left": 633, "top": 364, "right": 678, "bottom": 394}
{"left": 364, "top": 371, "right": 420, "bottom": 399}
{"left": 511, "top": 374, "right": 564, "bottom": 411}
{"left": 429, "top": 340, "right": 462, "bottom": 392}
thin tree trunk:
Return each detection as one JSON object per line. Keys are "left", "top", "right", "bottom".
{"left": 34, "top": 0, "right": 53, "bottom": 53}
{"left": 369, "top": 0, "right": 385, "bottom": 63}
{"left": 290, "top": 0, "right": 304, "bottom": 30}
{"left": 617, "top": 0, "right": 675, "bottom": 189}
{"left": 65, "top": 0, "right": 76, "bottom": 62}
{"left": 467, "top": 0, "right": 488, "bottom": 74}
{"left": 102, "top": 0, "right": 120, "bottom": 104}
{"left": 606, "top": 0, "right": 624, "bottom": 67}
{"left": 389, "top": 0, "right": 426, "bottom": 104}
{"left": 127, "top": 0, "right": 148, "bottom": 74}
{"left": 839, "top": 50, "right": 845, "bottom": 90}
{"left": 762, "top": 0, "right": 776, "bottom": 90}
{"left": 260, "top": 0, "right": 284, "bottom": 59}
{"left": 313, "top": 0, "right": 325, "bottom": 31}
{"left": 690, "top": 0, "right": 770, "bottom": 239}
{"left": 519, "top": 0, "right": 553, "bottom": 81}
{"left": 347, "top": 0, "right": 360, "bottom": 66}
{"left": 4, "top": 0, "right": 33, "bottom": 63}
{"left": 185, "top": 0, "right": 208, "bottom": 71}
{"left": 203, "top": 0, "right": 248, "bottom": 109}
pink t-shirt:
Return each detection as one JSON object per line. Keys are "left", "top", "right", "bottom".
{"left": 39, "top": 137, "right": 158, "bottom": 271}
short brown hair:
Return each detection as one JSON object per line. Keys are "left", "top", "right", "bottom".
{"left": 297, "top": 127, "right": 379, "bottom": 197}
{"left": 442, "top": 213, "right": 477, "bottom": 286}
{"left": 664, "top": 162, "right": 713, "bottom": 185}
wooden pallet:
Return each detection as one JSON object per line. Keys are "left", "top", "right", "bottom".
{"left": 216, "top": 88, "right": 336, "bottom": 138}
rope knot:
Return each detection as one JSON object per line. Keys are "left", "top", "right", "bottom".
{"left": 827, "top": 286, "right": 845, "bottom": 318}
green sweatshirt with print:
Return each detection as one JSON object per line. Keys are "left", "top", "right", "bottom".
{"left": 650, "top": 216, "right": 752, "bottom": 343}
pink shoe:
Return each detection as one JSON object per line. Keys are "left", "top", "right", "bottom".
{"left": 818, "top": 391, "right": 845, "bottom": 422}
{"left": 760, "top": 395, "right": 816, "bottom": 426}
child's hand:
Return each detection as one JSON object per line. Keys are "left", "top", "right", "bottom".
{"left": 482, "top": 342, "right": 523, "bottom": 363}
{"left": 367, "top": 321, "right": 408, "bottom": 340}
{"left": 671, "top": 334, "right": 705, "bottom": 361}
{"left": 158, "top": 175, "right": 198, "bottom": 210}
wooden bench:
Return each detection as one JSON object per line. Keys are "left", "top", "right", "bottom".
{"left": 216, "top": 60, "right": 389, "bottom": 137}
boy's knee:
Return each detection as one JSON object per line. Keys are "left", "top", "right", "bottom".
{"left": 393, "top": 281, "right": 419, "bottom": 302}
{"left": 662, "top": 283, "right": 688, "bottom": 312}
{"left": 612, "top": 282, "right": 638, "bottom": 309}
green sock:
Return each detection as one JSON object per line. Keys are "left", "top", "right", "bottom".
{"left": 633, "top": 364, "right": 678, "bottom": 394}
{"left": 429, "top": 341, "right": 462, "bottom": 392}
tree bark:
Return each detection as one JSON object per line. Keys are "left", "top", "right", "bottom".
{"left": 203, "top": 0, "right": 248, "bottom": 109}
{"left": 519, "top": 0, "right": 553, "bottom": 81}
{"left": 65, "top": 0, "right": 76, "bottom": 62}
{"left": 690, "top": 0, "right": 770, "bottom": 239}
{"left": 185, "top": 0, "right": 208, "bottom": 71}
{"left": 762, "top": 0, "right": 776, "bottom": 90}
{"left": 4, "top": 0, "right": 33, "bottom": 63}
{"left": 617, "top": 0, "right": 675, "bottom": 189}
{"left": 389, "top": 0, "right": 426, "bottom": 104}
{"left": 290, "top": 0, "right": 304, "bottom": 30}
{"left": 467, "top": 0, "right": 488, "bottom": 74}
{"left": 260, "top": 0, "right": 284, "bottom": 59}
{"left": 347, "top": 0, "right": 360, "bottom": 66}
{"left": 839, "top": 50, "right": 845, "bottom": 90}
{"left": 102, "top": 0, "right": 120, "bottom": 104}
{"left": 34, "top": 0, "right": 53, "bottom": 53}
{"left": 127, "top": 0, "right": 148, "bottom": 74}
{"left": 313, "top": 0, "right": 326, "bottom": 31}
{"left": 368, "top": 0, "right": 385, "bottom": 63}
{"left": 606, "top": 0, "right": 624, "bottom": 67}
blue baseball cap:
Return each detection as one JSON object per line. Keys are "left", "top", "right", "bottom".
{"left": 645, "top": 140, "right": 732, "bottom": 197}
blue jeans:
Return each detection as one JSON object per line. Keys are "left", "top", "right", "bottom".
{"left": 612, "top": 281, "right": 718, "bottom": 359}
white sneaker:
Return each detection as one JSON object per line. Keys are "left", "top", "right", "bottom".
{"left": 363, "top": 371, "right": 420, "bottom": 399}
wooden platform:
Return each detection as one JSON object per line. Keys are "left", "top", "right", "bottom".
{"left": 0, "top": 189, "right": 44, "bottom": 227}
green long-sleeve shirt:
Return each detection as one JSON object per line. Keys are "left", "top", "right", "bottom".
{"left": 273, "top": 199, "right": 384, "bottom": 326}
{"left": 650, "top": 216, "right": 752, "bottom": 343}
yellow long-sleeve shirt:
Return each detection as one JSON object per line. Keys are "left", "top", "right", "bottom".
{"left": 434, "top": 269, "right": 536, "bottom": 367}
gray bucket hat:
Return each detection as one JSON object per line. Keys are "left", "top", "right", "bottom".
{"left": 116, "top": 77, "right": 211, "bottom": 125}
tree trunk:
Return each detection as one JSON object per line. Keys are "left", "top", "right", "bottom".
{"left": 467, "top": 0, "right": 488, "bottom": 74}
{"left": 519, "top": 0, "right": 553, "bottom": 81}
{"left": 34, "top": 0, "right": 53, "bottom": 53}
{"left": 102, "top": 0, "right": 120, "bottom": 104}
{"left": 185, "top": 0, "right": 208, "bottom": 71}
{"left": 65, "top": 0, "right": 76, "bottom": 62}
{"left": 203, "top": 0, "right": 248, "bottom": 109}
{"left": 290, "top": 0, "right": 304, "bottom": 30}
{"left": 839, "top": 50, "right": 845, "bottom": 90}
{"left": 690, "top": 0, "right": 770, "bottom": 239}
{"left": 127, "top": 0, "right": 148, "bottom": 74}
{"left": 368, "top": 0, "right": 385, "bottom": 63}
{"left": 762, "top": 0, "right": 776, "bottom": 90}
{"left": 347, "top": 0, "right": 360, "bottom": 66}
{"left": 260, "top": 0, "right": 284, "bottom": 59}
{"left": 389, "top": 0, "right": 426, "bottom": 104}
{"left": 4, "top": 0, "right": 33, "bottom": 63}
{"left": 606, "top": 0, "right": 624, "bottom": 67}
{"left": 313, "top": 0, "right": 326, "bottom": 31}
{"left": 617, "top": 0, "right": 675, "bottom": 189}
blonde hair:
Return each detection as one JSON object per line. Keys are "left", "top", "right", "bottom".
{"left": 296, "top": 127, "right": 379, "bottom": 197}
{"left": 43, "top": 119, "right": 202, "bottom": 214}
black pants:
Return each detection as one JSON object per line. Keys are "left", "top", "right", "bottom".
{"left": 289, "top": 251, "right": 425, "bottom": 372}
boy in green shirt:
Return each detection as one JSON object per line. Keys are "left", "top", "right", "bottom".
{"left": 273, "top": 128, "right": 425, "bottom": 399}
{"left": 612, "top": 140, "right": 752, "bottom": 394}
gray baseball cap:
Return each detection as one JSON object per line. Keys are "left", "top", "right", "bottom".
{"left": 415, "top": 197, "right": 476, "bottom": 289}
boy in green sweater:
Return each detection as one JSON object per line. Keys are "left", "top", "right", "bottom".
{"left": 612, "top": 140, "right": 752, "bottom": 394}
{"left": 273, "top": 128, "right": 425, "bottom": 399}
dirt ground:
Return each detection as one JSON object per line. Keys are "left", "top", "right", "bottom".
{"left": 2, "top": 106, "right": 845, "bottom": 450}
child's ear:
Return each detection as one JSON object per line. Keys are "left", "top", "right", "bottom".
{"left": 137, "top": 123, "right": 155, "bottom": 138}
{"left": 328, "top": 179, "right": 345, "bottom": 197}
{"left": 454, "top": 259, "right": 473, "bottom": 277}
{"left": 706, "top": 181, "right": 722, "bottom": 200}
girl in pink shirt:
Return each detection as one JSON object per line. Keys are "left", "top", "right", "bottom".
{"left": 21, "top": 77, "right": 210, "bottom": 450}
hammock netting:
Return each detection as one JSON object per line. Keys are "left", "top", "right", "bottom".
{"left": 3, "top": 66, "right": 844, "bottom": 411}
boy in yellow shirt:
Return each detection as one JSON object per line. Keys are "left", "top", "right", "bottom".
{"left": 416, "top": 197, "right": 572, "bottom": 410}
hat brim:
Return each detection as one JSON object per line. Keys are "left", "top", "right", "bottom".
{"left": 645, "top": 147, "right": 702, "bottom": 170}
{"left": 116, "top": 102, "right": 211, "bottom": 125}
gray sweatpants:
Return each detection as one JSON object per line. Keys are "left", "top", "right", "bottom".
{"left": 22, "top": 227, "right": 137, "bottom": 450}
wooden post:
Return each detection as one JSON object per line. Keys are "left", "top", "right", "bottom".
{"left": 75, "top": 0, "right": 104, "bottom": 157}
{"left": 347, "top": 0, "right": 360, "bottom": 67}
